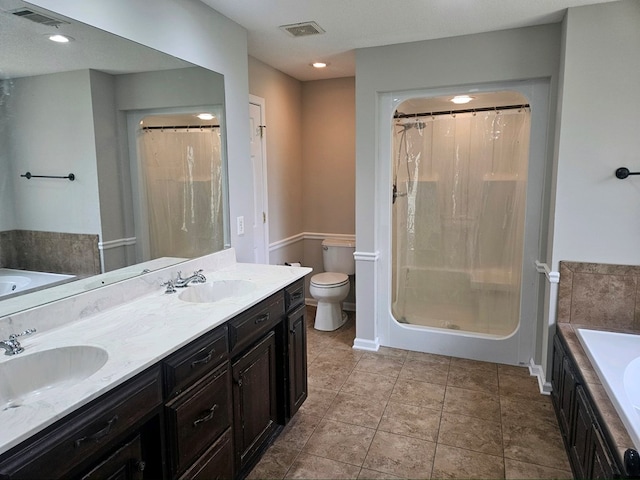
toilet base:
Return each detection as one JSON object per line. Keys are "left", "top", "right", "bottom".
{"left": 314, "top": 301, "right": 348, "bottom": 331}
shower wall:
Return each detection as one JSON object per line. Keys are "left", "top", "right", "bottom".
{"left": 392, "top": 107, "right": 530, "bottom": 336}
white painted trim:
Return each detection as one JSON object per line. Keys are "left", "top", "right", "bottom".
{"left": 535, "top": 260, "right": 560, "bottom": 284}
{"left": 529, "top": 358, "right": 552, "bottom": 395}
{"left": 354, "top": 251, "right": 379, "bottom": 262}
{"left": 249, "top": 95, "right": 270, "bottom": 264}
{"left": 305, "top": 298, "right": 355, "bottom": 311}
{"left": 268, "top": 233, "right": 305, "bottom": 252}
{"left": 353, "top": 337, "right": 380, "bottom": 351}
{"left": 268, "top": 232, "right": 355, "bottom": 252}
{"left": 98, "top": 237, "right": 136, "bottom": 251}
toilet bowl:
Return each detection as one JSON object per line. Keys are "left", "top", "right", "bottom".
{"left": 309, "top": 238, "right": 355, "bottom": 331}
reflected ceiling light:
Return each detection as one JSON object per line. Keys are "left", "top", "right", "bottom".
{"left": 197, "top": 113, "right": 215, "bottom": 120}
{"left": 47, "top": 33, "right": 73, "bottom": 43}
{"left": 312, "top": 62, "right": 327, "bottom": 68}
{"left": 451, "top": 95, "right": 473, "bottom": 104}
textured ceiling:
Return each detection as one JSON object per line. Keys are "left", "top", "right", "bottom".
{"left": 200, "top": 0, "right": 620, "bottom": 81}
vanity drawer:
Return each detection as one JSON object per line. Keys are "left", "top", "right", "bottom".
{"left": 178, "top": 428, "right": 233, "bottom": 480}
{"left": 284, "top": 279, "right": 305, "bottom": 313}
{"left": 164, "top": 325, "right": 228, "bottom": 399}
{"left": 165, "top": 363, "right": 232, "bottom": 476}
{"left": 0, "top": 366, "right": 162, "bottom": 479}
{"left": 228, "top": 293, "right": 284, "bottom": 356}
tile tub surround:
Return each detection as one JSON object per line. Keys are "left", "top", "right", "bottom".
{"left": 0, "top": 248, "right": 311, "bottom": 455}
{"left": 248, "top": 308, "right": 573, "bottom": 480}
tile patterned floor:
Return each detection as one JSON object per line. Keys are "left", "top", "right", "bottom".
{"left": 248, "top": 308, "right": 573, "bottom": 479}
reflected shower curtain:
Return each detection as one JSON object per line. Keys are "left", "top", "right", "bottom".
{"left": 138, "top": 127, "right": 224, "bottom": 259}
{"left": 391, "top": 109, "right": 530, "bottom": 335}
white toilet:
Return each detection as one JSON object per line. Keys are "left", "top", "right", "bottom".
{"left": 310, "top": 238, "right": 355, "bottom": 331}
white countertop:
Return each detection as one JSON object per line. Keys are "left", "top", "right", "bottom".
{"left": 0, "top": 251, "right": 311, "bottom": 455}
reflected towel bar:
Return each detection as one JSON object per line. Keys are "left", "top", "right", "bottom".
{"left": 615, "top": 167, "right": 640, "bottom": 180}
{"left": 20, "top": 172, "right": 75, "bottom": 181}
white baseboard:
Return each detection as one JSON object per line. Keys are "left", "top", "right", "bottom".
{"left": 528, "top": 359, "right": 552, "bottom": 395}
{"left": 305, "top": 298, "right": 355, "bottom": 312}
{"left": 353, "top": 337, "right": 380, "bottom": 351}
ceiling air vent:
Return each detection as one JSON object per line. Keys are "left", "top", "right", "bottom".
{"left": 279, "top": 21, "right": 325, "bottom": 38}
{"left": 11, "top": 8, "right": 68, "bottom": 27}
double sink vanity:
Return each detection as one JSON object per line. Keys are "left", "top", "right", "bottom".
{"left": 0, "top": 249, "right": 311, "bottom": 479}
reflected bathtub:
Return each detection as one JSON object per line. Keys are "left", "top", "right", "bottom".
{"left": 576, "top": 328, "right": 640, "bottom": 450}
{"left": 0, "top": 269, "right": 75, "bottom": 298}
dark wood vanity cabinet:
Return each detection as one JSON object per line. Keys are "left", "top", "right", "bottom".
{"left": 0, "top": 278, "right": 308, "bottom": 480}
{"left": 0, "top": 366, "right": 163, "bottom": 480}
{"left": 551, "top": 334, "right": 622, "bottom": 479}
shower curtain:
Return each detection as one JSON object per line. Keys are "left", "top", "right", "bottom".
{"left": 392, "top": 108, "right": 530, "bottom": 335}
{"left": 138, "top": 126, "right": 224, "bottom": 259}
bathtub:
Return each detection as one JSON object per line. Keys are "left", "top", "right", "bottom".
{"left": 576, "top": 328, "right": 640, "bottom": 450}
{"left": 0, "top": 269, "right": 76, "bottom": 298}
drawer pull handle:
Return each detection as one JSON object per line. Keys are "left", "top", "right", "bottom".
{"left": 255, "top": 313, "right": 270, "bottom": 324}
{"left": 291, "top": 292, "right": 303, "bottom": 300}
{"left": 74, "top": 415, "right": 118, "bottom": 448}
{"left": 190, "top": 349, "right": 215, "bottom": 368}
{"left": 193, "top": 404, "right": 218, "bottom": 427}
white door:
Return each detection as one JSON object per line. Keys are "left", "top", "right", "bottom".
{"left": 249, "top": 98, "right": 269, "bottom": 263}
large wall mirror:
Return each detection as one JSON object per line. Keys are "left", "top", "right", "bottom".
{"left": 0, "top": 0, "right": 230, "bottom": 318}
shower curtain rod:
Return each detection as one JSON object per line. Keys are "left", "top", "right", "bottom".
{"left": 141, "top": 125, "right": 220, "bottom": 130}
{"left": 394, "top": 103, "right": 530, "bottom": 119}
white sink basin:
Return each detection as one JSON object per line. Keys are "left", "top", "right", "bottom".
{"left": 0, "top": 346, "right": 108, "bottom": 411}
{"left": 178, "top": 280, "right": 257, "bottom": 303}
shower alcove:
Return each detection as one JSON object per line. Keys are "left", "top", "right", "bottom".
{"left": 369, "top": 81, "right": 550, "bottom": 367}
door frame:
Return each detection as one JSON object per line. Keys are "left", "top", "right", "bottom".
{"left": 249, "top": 95, "right": 270, "bottom": 264}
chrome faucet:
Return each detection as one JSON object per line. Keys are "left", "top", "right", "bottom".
{"left": 174, "top": 270, "right": 206, "bottom": 288}
{"left": 0, "top": 328, "right": 36, "bottom": 356}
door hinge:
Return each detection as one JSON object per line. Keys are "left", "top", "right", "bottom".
{"left": 263, "top": 211, "right": 266, "bottom": 224}
{"left": 258, "top": 125, "right": 266, "bottom": 138}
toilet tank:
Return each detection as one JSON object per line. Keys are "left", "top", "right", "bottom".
{"left": 322, "top": 238, "right": 356, "bottom": 275}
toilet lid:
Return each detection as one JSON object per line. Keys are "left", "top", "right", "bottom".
{"left": 310, "top": 272, "right": 349, "bottom": 287}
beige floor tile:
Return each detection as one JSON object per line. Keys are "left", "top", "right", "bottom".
{"left": 357, "top": 467, "right": 403, "bottom": 479}
{"left": 274, "top": 412, "right": 322, "bottom": 451}
{"left": 285, "top": 452, "right": 361, "bottom": 479}
{"left": 390, "top": 378, "right": 446, "bottom": 410}
{"left": 325, "top": 392, "right": 387, "bottom": 429}
{"left": 340, "top": 370, "right": 397, "bottom": 400}
{"left": 378, "top": 401, "right": 441, "bottom": 442}
{"left": 437, "top": 412, "right": 503, "bottom": 456}
{"left": 355, "top": 352, "right": 404, "bottom": 377}
{"left": 449, "top": 357, "right": 498, "bottom": 373}
{"left": 502, "top": 423, "right": 572, "bottom": 471}
{"left": 246, "top": 444, "right": 299, "bottom": 480}
{"left": 443, "top": 385, "right": 501, "bottom": 422}
{"left": 498, "top": 364, "right": 531, "bottom": 378}
{"left": 504, "top": 458, "right": 573, "bottom": 479}
{"left": 431, "top": 444, "right": 505, "bottom": 479}
{"left": 363, "top": 430, "right": 436, "bottom": 479}
{"left": 302, "top": 418, "right": 376, "bottom": 466}
{"left": 308, "top": 362, "right": 352, "bottom": 391}
{"left": 500, "top": 395, "right": 557, "bottom": 430}
{"left": 446, "top": 367, "right": 499, "bottom": 395}
{"left": 399, "top": 358, "right": 449, "bottom": 385}
{"left": 498, "top": 372, "right": 542, "bottom": 398}
{"left": 298, "top": 386, "right": 338, "bottom": 418}
{"left": 375, "top": 346, "right": 410, "bottom": 360}
{"left": 407, "top": 351, "right": 451, "bottom": 366}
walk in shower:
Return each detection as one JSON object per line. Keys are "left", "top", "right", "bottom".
{"left": 391, "top": 91, "right": 531, "bottom": 337}
{"left": 133, "top": 111, "right": 225, "bottom": 261}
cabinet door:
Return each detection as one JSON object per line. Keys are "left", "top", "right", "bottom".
{"left": 178, "top": 429, "right": 233, "bottom": 480}
{"left": 232, "top": 330, "right": 278, "bottom": 472}
{"left": 287, "top": 304, "right": 308, "bottom": 419}
{"left": 80, "top": 434, "right": 145, "bottom": 480}
{"left": 551, "top": 335, "right": 565, "bottom": 414}
{"left": 571, "top": 386, "right": 594, "bottom": 479}
{"left": 591, "top": 425, "right": 619, "bottom": 480}
{"left": 559, "top": 355, "right": 578, "bottom": 440}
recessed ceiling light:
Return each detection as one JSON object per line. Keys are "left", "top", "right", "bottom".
{"left": 451, "top": 95, "right": 473, "bottom": 104}
{"left": 197, "top": 113, "right": 215, "bottom": 120}
{"left": 47, "top": 34, "right": 73, "bottom": 43}
{"left": 312, "top": 62, "right": 327, "bottom": 69}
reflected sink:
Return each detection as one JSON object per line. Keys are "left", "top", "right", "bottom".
{"left": 178, "top": 280, "right": 257, "bottom": 303}
{"left": 0, "top": 346, "right": 108, "bottom": 410}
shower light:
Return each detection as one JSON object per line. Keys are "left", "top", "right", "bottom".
{"left": 197, "top": 113, "right": 215, "bottom": 120}
{"left": 47, "top": 34, "right": 73, "bottom": 43}
{"left": 451, "top": 95, "right": 473, "bottom": 104}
